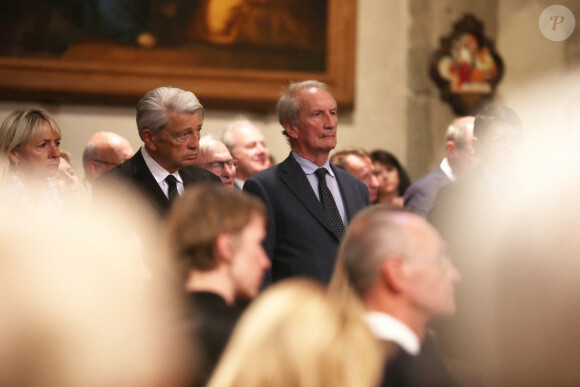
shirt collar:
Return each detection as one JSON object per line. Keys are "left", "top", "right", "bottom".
{"left": 141, "top": 147, "right": 183, "bottom": 184}
{"left": 440, "top": 157, "right": 455, "bottom": 181}
{"left": 365, "top": 311, "right": 421, "bottom": 355}
{"left": 292, "top": 151, "right": 334, "bottom": 177}
{"left": 234, "top": 177, "right": 245, "bottom": 189}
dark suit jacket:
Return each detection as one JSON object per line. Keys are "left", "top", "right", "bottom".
{"left": 404, "top": 165, "right": 452, "bottom": 218}
{"left": 96, "top": 148, "right": 220, "bottom": 216}
{"left": 243, "top": 152, "right": 369, "bottom": 284}
{"left": 381, "top": 336, "right": 460, "bottom": 387}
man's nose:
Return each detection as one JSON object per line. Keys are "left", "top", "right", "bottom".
{"left": 189, "top": 135, "right": 200, "bottom": 149}
{"left": 223, "top": 163, "right": 235, "bottom": 176}
{"left": 256, "top": 142, "right": 267, "bottom": 154}
{"left": 323, "top": 112, "right": 337, "bottom": 128}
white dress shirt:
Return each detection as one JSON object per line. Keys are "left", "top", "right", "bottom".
{"left": 365, "top": 311, "right": 421, "bottom": 355}
{"left": 141, "top": 147, "right": 184, "bottom": 198}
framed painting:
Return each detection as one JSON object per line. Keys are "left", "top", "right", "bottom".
{"left": 0, "top": 0, "right": 356, "bottom": 111}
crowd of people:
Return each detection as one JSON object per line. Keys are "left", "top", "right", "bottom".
{"left": 1, "top": 80, "right": 579, "bottom": 386}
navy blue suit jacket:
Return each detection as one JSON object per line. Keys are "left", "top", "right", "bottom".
{"left": 404, "top": 165, "right": 452, "bottom": 218}
{"left": 97, "top": 148, "right": 220, "bottom": 216}
{"left": 244, "top": 153, "right": 369, "bottom": 284}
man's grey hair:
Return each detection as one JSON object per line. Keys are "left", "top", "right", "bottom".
{"left": 338, "top": 206, "right": 413, "bottom": 298}
{"left": 277, "top": 80, "right": 336, "bottom": 137}
{"left": 198, "top": 134, "right": 224, "bottom": 156}
{"left": 445, "top": 116, "right": 474, "bottom": 150}
{"left": 136, "top": 87, "right": 204, "bottom": 139}
{"left": 221, "top": 117, "right": 254, "bottom": 154}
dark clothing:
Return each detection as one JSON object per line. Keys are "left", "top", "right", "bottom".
{"left": 404, "top": 165, "right": 452, "bottom": 218}
{"left": 96, "top": 148, "right": 220, "bottom": 216}
{"left": 244, "top": 153, "right": 369, "bottom": 285}
{"left": 187, "top": 292, "right": 244, "bottom": 387}
{"left": 381, "top": 336, "right": 460, "bottom": 387}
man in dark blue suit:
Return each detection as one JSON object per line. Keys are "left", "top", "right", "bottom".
{"left": 404, "top": 116, "right": 477, "bottom": 218}
{"left": 97, "top": 86, "right": 219, "bottom": 216}
{"left": 244, "top": 80, "right": 369, "bottom": 285}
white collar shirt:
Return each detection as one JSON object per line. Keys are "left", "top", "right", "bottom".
{"left": 292, "top": 151, "right": 347, "bottom": 225}
{"left": 141, "top": 147, "right": 184, "bottom": 198}
{"left": 365, "top": 311, "right": 421, "bottom": 356}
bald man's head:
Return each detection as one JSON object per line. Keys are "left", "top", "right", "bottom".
{"left": 83, "top": 132, "right": 134, "bottom": 181}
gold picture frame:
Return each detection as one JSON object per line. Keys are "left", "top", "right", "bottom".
{"left": 0, "top": 0, "right": 356, "bottom": 111}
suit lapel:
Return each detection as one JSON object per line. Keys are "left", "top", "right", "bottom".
{"left": 131, "top": 150, "right": 170, "bottom": 211}
{"left": 332, "top": 164, "right": 358, "bottom": 222}
{"left": 279, "top": 154, "right": 341, "bottom": 240}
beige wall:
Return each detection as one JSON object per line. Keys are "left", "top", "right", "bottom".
{"left": 0, "top": 0, "right": 577, "bottom": 180}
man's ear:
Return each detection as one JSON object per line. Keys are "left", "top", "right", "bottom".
{"left": 381, "top": 255, "right": 406, "bottom": 294}
{"left": 141, "top": 129, "right": 157, "bottom": 151}
{"left": 216, "top": 233, "right": 234, "bottom": 263}
{"left": 87, "top": 160, "right": 100, "bottom": 178}
{"left": 445, "top": 140, "right": 456, "bottom": 156}
{"left": 283, "top": 121, "right": 299, "bottom": 139}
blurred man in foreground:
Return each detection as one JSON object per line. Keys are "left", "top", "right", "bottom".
{"left": 331, "top": 206, "right": 460, "bottom": 387}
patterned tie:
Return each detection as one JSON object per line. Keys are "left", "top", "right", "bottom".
{"left": 165, "top": 175, "right": 179, "bottom": 202}
{"left": 315, "top": 168, "right": 345, "bottom": 239}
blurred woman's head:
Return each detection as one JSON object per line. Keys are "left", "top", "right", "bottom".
{"left": 208, "top": 279, "right": 385, "bottom": 387}
{"left": 0, "top": 108, "right": 62, "bottom": 181}
{"left": 370, "top": 150, "right": 411, "bottom": 199}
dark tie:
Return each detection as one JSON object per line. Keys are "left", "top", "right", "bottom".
{"left": 165, "top": 175, "right": 179, "bottom": 202}
{"left": 315, "top": 168, "right": 345, "bottom": 239}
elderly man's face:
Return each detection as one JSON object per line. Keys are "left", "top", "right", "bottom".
{"left": 289, "top": 87, "right": 338, "bottom": 162}
{"left": 231, "top": 124, "right": 269, "bottom": 180}
{"left": 198, "top": 141, "right": 236, "bottom": 190}
{"left": 146, "top": 111, "right": 202, "bottom": 173}
{"left": 404, "top": 222, "right": 460, "bottom": 317}
{"left": 344, "top": 155, "right": 379, "bottom": 203}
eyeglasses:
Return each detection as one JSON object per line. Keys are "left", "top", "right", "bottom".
{"left": 205, "top": 159, "right": 238, "bottom": 173}
{"left": 92, "top": 159, "right": 118, "bottom": 166}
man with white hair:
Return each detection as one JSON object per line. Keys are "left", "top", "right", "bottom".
{"left": 195, "top": 135, "right": 237, "bottom": 190}
{"left": 97, "top": 86, "right": 220, "bottom": 216}
{"left": 222, "top": 118, "right": 270, "bottom": 189}
{"left": 404, "top": 116, "right": 477, "bottom": 218}
{"left": 332, "top": 206, "right": 461, "bottom": 387}
{"left": 82, "top": 131, "right": 134, "bottom": 194}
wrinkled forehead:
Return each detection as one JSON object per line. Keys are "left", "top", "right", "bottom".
{"left": 297, "top": 87, "right": 337, "bottom": 111}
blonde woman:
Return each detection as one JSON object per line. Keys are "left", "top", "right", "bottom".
{"left": 208, "top": 278, "right": 385, "bottom": 387}
{"left": 0, "top": 108, "right": 63, "bottom": 209}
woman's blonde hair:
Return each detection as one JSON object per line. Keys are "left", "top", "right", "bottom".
{"left": 0, "top": 108, "right": 61, "bottom": 181}
{"left": 208, "top": 278, "right": 385, "bottom": 387}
